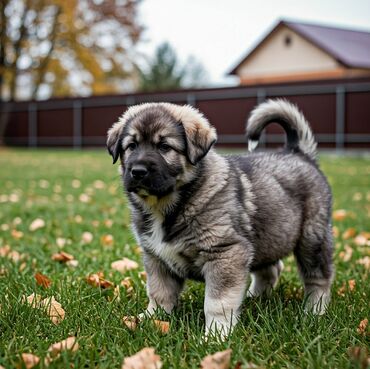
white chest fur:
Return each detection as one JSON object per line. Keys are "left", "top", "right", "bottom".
{"left": 140, "top": 217, "right": 188, "bottom": 276}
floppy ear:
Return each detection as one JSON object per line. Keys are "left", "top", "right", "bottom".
{"left": 162, "top": 104, "right": 217, "bottom": 165}
{"left": 107, "top": 121, "right": 124, "bottom": 164}
{"left": 183, "top": 121, "right": 217, "bottom": 165}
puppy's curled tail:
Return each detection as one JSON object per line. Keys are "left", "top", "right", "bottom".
{"left": 246, "top": 99, "right": 317, "bottom": 161}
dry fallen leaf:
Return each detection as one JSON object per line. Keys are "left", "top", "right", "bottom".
{"left": 120, "top": 277, "right": 134, "bottom": 295}
{"left": 86, "top": 272, "right": 114, "bottom": 289}
{"left": 122, "top": 347, "right": 162, "bottom": 369}
{"left": 56, "top": 237, "right": 67, "bottom": 248}
{"left": 47, "top": 336, "right": 79, "bottom": 358}
{"left": 342, "top": 228, "right": 356, "bottom": 240}
{"left": 21, "top": 353, "right": 40, "bottom": 369}
{"left": 333, "top": 209, "right": 348, "bottom": 221}
{"left": 23, "top": 293, "right": 43, "bottom": 307}
{"left": 11, "top": 229, "right": 23, "bottom": 239}
{"left": 354, "top": 235, "right": 369, "bottom": 246}
{"left": 357, "top": 256, "right": 370, "bottom": 269}
{"left": 29, "top": 218, "right": 45, "bottom": 231}
{"left": 153, "top": 320, "right": 170, "bottom": 334}
{"left": 348, "top": 279, "right": 356, "bottom": 291}
{"left": 139, "top": 271, "right": 147, "bottom": 282}
{"left": 66, "top": 259, "right": 79, "bottom": 268}
{"left": 123, "top": 316, "right": 140, "bottom": 331}
{"left": 357, "top": 318, "right": 369, "bottom": 335}
{"left": 111, "top": 258, "right": 139, "bottom": 273}
{"left": 201, "top": 349, "right": 232, "bottom": 369}
{"left": 101, "top": 234, "right": 114, "bottom": 246}
{"left": 347, "top": 346, "right": 370, "bottom": 369}
{"left": 81, "top": 231, "right": 93, "bottom": 244}
{"left": 35, "top": 272, "right": 52, "bottom": 289}
{"left": 51, "top": 251, "right": 74, "bottom": 263}
{"left": 45, "top": 336, "right": 79, "bottom": 366}
{"left": 40, "top": 296, "right": 65, "bottom": 325}
{"left": 339, "top": 245, "right": 353, "bottom": 262}
{"left": 332, "top": 226, "right": 339, "bottom": 238}
{"left": 0, "top": 245, "right": 10, "bottom": 257}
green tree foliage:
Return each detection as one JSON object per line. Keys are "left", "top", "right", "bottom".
{"left": 138, "top": 42, "right": 208, "bottom": 92}
{"left": 0, "top": 0, "right": 143, "bottom": 101}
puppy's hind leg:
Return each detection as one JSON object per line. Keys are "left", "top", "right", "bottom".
{"left": 295, "top": 225, "right": 334, "bottom": 315}
{"left": 246, "top": 260, "right": 284, "bottom": 297}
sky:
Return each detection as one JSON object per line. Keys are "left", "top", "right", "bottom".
{"left": 137, "top": 0, "right": 370, "bottom": 86}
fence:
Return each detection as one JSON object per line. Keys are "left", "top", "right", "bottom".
{"left": 3, "top": 77, "right": 370, "bottom": 149}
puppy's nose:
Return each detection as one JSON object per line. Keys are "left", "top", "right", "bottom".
{"left": 131, "top": 165, "right": 148, "bottom": 180}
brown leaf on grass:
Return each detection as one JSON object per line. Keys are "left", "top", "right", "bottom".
{"left": 111, "top": 258, "right": 139, "bottom": 273}
{"left": 347, "top": 346, "right": 370, "bottom": 369}
{"left": 337, "top": 280, "right": 356, "bottom": 296}
{"left": 47, "top": 336, "right": 79, "bottom": 357}
{"left": 29, "top": 218, "right": 45, "bottom": 231}
{"left": 45, "top": 336, "right": 79, "bottom": 366}
{"left": 201, "top": 349, "right": 232, "bottom": 369}
{"left": 35, "top": 272, "right": 52, "bottom": 288}
{"left": 51, "top": 251, "right": 74, "bottom": 263}
{"left": 354, "top": 234, "right": 370, "bottom": 246}
{"left": 66, "top": 259, "right": 79, "bottom": 268}
{"left": 41, "top": 296, "right": 65, "bottom": 325}
{"left": 357, "top": 319, "right": 369, "bottom": 335}
{"left": 0, "top": 245, "right": 11, "bottom": 257}
{"left": 342, "top": 228, "right": 356, "bottom": 240}
{"left": 81, "top": 231, "right": 93, "bottom": 244}
{"left": 101, "top": 234, "right": 114, "bottom": 246}
{"left": 21, "top": 353, "right": 40, "bottom": 369}
{"left": 11, "top": 229, "right": 24, "bottom": 239}
{"left": 23, "top": 294, "right": 65, "bottom": 325}
{"left": 120, "top": 277, "right": 134, "bottom": 295}
{"left": 357, "top": 256, "right": 370, "bottom": 269}
{"left": 122, "top": 347, "right": 162, "bottom": 369}
{"left": 123, "top": 316, "right": 140, "bottom": 331}
{"left": 23, "top": 293, "right": 43, "bottom": 307}
{"left": 139, "top": 271, "right": 147, "bottom": 282}
{"left": 333, "top": 209, "right": 348, "bottom": 221}
{"left": 86, "top": 272, "right": 114, "bottom": 289}
{"left": 339, "top": 245, "right": 353, "bottom": 262}
{"left": 348, "top": 279, "right": 356, "bottom": 291}
{"left": 153, "top": 320, "right": 170, "bottom": 334}
{"left": 332, "top": 226, "right": 339, "bottom": 238}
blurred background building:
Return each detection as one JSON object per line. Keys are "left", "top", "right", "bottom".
{"left": 1, "top": 0, "right": 369, "bottom": 149}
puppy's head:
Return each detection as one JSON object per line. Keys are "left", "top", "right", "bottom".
{"left": 107, "top": 103, "right": 217, "bottom": 199}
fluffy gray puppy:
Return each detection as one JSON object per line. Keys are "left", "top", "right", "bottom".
{"left": 107, "top": 99, "right": 334, "bottom": 336}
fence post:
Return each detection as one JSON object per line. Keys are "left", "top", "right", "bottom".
{"left": 335, "top": 86, "right": 346, "bottom": 151}
{"left": 73, "top": 100, "right": 82, "bottom": 149}
{"left": 187, "top": 93, "right": 196, "bottom": 107}
{"left": 28, "top": 103, "right": 37, "bottom": 148}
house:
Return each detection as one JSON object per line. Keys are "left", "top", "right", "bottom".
{"left": 229, "top": 20, "right": 370, "bottom": 85}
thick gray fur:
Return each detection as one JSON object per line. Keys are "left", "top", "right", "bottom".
{"left": 107, "top": 99, "right": 334, "bottom": 337}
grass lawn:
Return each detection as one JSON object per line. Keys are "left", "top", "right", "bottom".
{"left": 0, "top": 148, "right": 369, "bottom": 369}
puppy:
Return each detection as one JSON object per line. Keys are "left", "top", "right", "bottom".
{"left": 107, "top": 100, "right": 334, "bottom": 336}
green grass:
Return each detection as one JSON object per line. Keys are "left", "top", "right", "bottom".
{"left": 0, "top": 149, "right": 369, "bottom": 369}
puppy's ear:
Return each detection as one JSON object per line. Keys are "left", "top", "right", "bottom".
{"left": 183, "top": 121, "right": 217, "bottom": 165}
{"left": 107, "top": 121, "right": 124, "bottom": 164}
{"left": 163, "top": 104, "right": 217, "bottom": 165}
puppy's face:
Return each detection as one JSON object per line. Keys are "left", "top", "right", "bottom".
{"left": 107, "top": 103, "right": 217, "bottom": 201}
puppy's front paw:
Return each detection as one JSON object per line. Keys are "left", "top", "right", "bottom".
{"left": 204, "top": 320, "right": 233, "bottom": 341}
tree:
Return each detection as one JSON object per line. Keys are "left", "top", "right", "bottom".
{"left": 0, "top": 0, "right": 143, "bottom": 101}
{"left": 138, "top": 42, "right": 208, "bottom": 92}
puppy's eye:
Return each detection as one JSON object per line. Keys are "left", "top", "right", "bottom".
{"left": 158, "top": 143, "right": 172, "bottom": 152}
{"left": 127, "top": 142, "right": 137, "bottom": 151}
